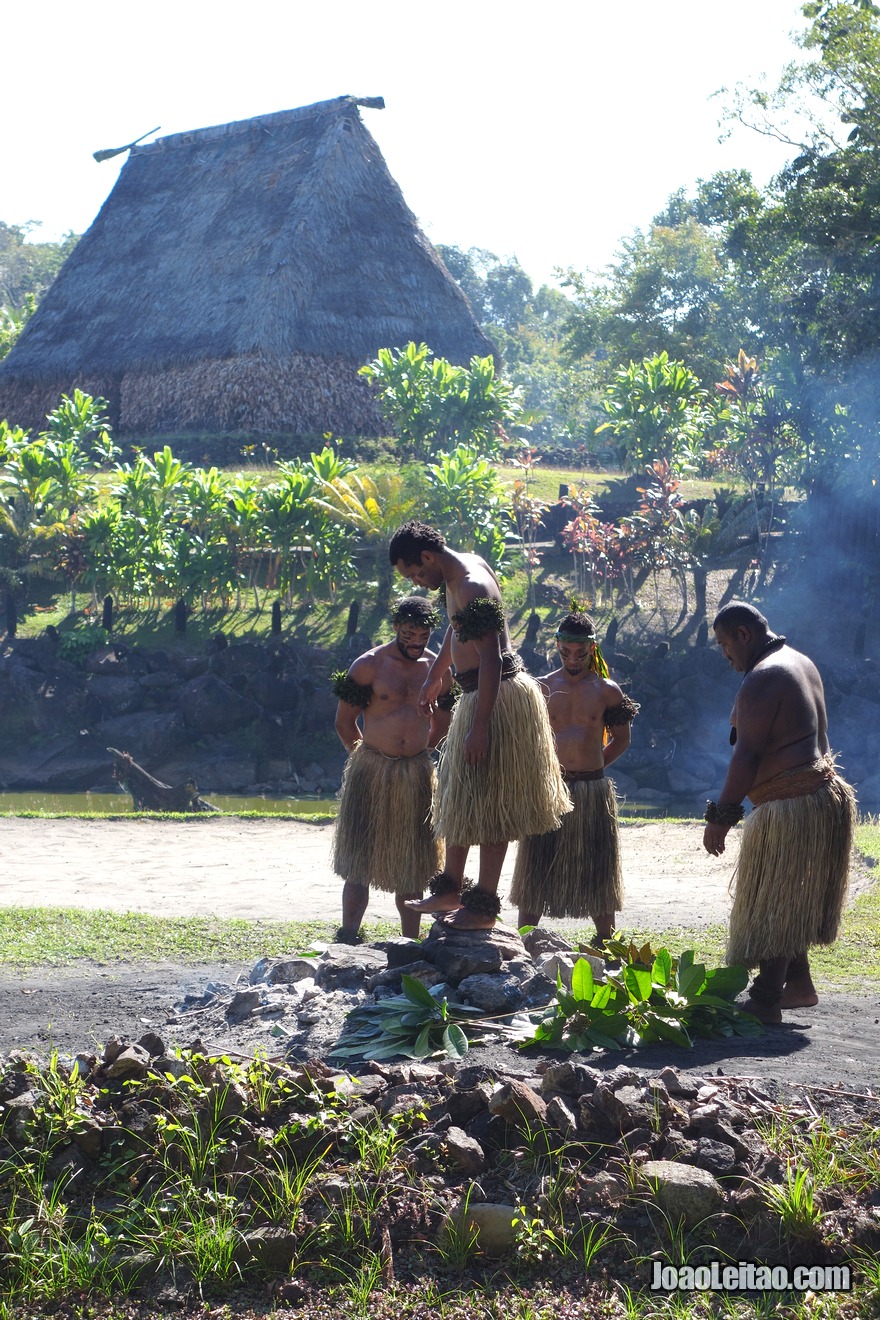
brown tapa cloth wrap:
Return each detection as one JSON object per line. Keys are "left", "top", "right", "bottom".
{"left": 726, "top": 755, "right": 856, "bottom": 967}
{"left": 434, "top": 665, "right": 572, "bottom": 847}
{"left": 330, "top": 743, "right": 443, "bottom": 894}
{"left": 510, "top": 771, "right": 623, "bottom": 919}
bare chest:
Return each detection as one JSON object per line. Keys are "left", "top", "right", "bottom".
{"left": 546, "top": 683, "right": 605, "bottom": 730}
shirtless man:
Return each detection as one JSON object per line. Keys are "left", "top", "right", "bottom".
{"left": 703, "top": 602, "right": 855, "bottom": 1023}
{"left": 389, "top": 521, "right": 570, "bottom": 929}
{"left": 510, "top": 609, "right": 638, "bottom": 940}
{"left": 331, "top": 596, "right": 452, "bottom": 942}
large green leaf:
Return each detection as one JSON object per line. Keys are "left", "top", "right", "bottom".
{"left": 702, "top": 965, "right": 749, "bottom": 999}
{"left": 642, "top": 1013, "right": 692, "bottom": 1049}
{"left": 651, "top": 949, "right": 672, "bottom": 987}
{"left": 412, "top": 1025, "right": 434, "bottom": 1058}
{"left": 624, "top": 965, "right": 653, "bottom": 1003}
{"left": 677, "top": 961, "right": 707, "bottom": 998}
{"left": 571, "top": 957, "right": 595, "bottom": 1002}
{"left": 443, "top": 1024, "right": 469, "bottom": 1058}
{"left": 402, "top": 975, "right": 439, "bottom": 1009}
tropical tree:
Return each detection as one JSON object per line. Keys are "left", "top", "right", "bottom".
{"left": 0, "top": 293, "right": 36, "bottom": 362}
{"left": 423, "top": 443, "right": 512, "bottom": 571}
{"left": 713, "top": 350, "right": 803, "bottom": 578}
{"left": 597, "top": 352, "right": 714, "bottom": 473}
{"left": 509, "top": 448, "right": 549, "bottom": 610}
{"left": 359, "top": 341, "right": 521, "bottom": 459}
{"left": 559, "top": 486, "right": 634, "bottom": 609}
{"left": 260, "top": 462, "right": 348, "bottom": 605}
{"left": 561, "top": 213, "right": 751, "bottom": 387}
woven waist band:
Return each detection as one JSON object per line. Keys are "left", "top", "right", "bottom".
{"left": 748, "top": 757, "right": 836, "bottom": 807}
{"left": 456, "top": 650, "right": 524, "bottom": 694}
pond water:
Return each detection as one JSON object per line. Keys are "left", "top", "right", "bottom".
{"left": 0, "top": 791, "right": 338, "bottom": 816}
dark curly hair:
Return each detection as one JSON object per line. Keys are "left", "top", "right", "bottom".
{"left": 388, "top": 521, "right": 446, "bottom": 566}
{"left": 392, "top": 595, "right": 441, "bottom": 629}
{"left": 555, "top": 610, "right": 596, "bottom": 638}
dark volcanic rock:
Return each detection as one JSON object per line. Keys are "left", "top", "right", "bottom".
{"left": 180, "top": 674, "right": 261, "bottom": 734}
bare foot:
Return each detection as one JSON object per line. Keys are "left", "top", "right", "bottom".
{"left": 780, "top": 986, "right": 819, "bottom": 1009}
{"left": 404, "top": 892, "right": 461, "bottom": 914}
{"left": 738, "top": 996, "right": 782, "bottom": 1025}
{"left": 441, "top": 906, "right": 496, "bottom": 930}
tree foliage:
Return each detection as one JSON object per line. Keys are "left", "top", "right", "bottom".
{"left": 437, "top": 246, "right": 601, "bottom": 452}
{"left": 0, "top": 222, "right": 78, "bottom": 309}
{"left": 358, "top": 341, "right": 520, "bottom": 460}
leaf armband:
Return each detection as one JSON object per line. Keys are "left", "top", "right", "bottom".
{"left": 436, "top": 679, "right": 462, "bottom": 712}
{"left": 604, "top": 695, "right": 640, "bottom": 727}
{"left": 451, "top": 596, "right": 506, "bottom": 643}
{"left": 331, "top": 669, "right": 373, "bottom": 708}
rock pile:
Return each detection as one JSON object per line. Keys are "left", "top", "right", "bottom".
{"left": 161, "top": 922, "right": 589, "bottom": 1061}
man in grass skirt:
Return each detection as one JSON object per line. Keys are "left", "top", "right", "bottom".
{"left": 331, "top": 596, "right": 454, "bottom": 942}
{"left": 703, "top": 602, "right": 856, "bottom": 1023}
{"left": 390, "top": 521, "right": 571, "bottom": 930}
{"left": 510, "top": 608, "right": 638, "bottom": 942}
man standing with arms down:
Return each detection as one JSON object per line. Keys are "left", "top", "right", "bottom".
{"left": 510, "top": 608, "right": 638, "bottom": 942}
{"left": 331, "top": 596, "right": 454, "bottom": 942}
{"left": 703, "top": 602, "right": 856, "bottom": 1023}
{"left": 389, "top": 521, "right": 571, "bottom": 930}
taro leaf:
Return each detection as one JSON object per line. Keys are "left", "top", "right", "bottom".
{"left": 702, "top": 965, "right": 749, "bottom": 999}
{"left": 402, "top": 975, "right": 439, "bottom": 1009}
{"left": 624, "top": 965, "right": 653, "bottom": 1003}
{"left": 571, "top": 957, "right": 595, "bottom": 1002}
{"left": 443, "top": 1024, "right": 469, "bottom": 1059}
{"left": 652, "top": 948, "right": 672, "bottom": 987}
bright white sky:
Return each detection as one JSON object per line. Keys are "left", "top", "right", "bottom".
{"left": 4, "top": 0, "right": 809, "bottom": 288}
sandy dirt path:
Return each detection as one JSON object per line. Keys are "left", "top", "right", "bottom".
{"left": 0, "top": 816, "right": 750, "bottom": 930}
{"left": 1, "top": 815, "right": 874, "bottom": 929}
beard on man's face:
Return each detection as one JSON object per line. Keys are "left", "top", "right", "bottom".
{"left": 396, "top": 636, "right": 426, "bottom": 661}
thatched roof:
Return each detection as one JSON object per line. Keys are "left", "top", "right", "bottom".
{"left": 0, "top": 96, "right": 495, "bottom": 435}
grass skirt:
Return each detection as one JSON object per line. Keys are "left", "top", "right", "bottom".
{"left": 330, "top": 743, "right": 443, "bottom": 893}
{"left": 434, "top": 672, "right": 572, "bottom": 846}
{"left": 726, "top": 772, "right": 856, "bottom": 966}
{"left": 509, "top": 777, "right": 623, "bottom": 918}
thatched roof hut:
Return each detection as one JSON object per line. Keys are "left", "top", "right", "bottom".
{"left": 0, "top": 95, "right": 495, "bottom": 439}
